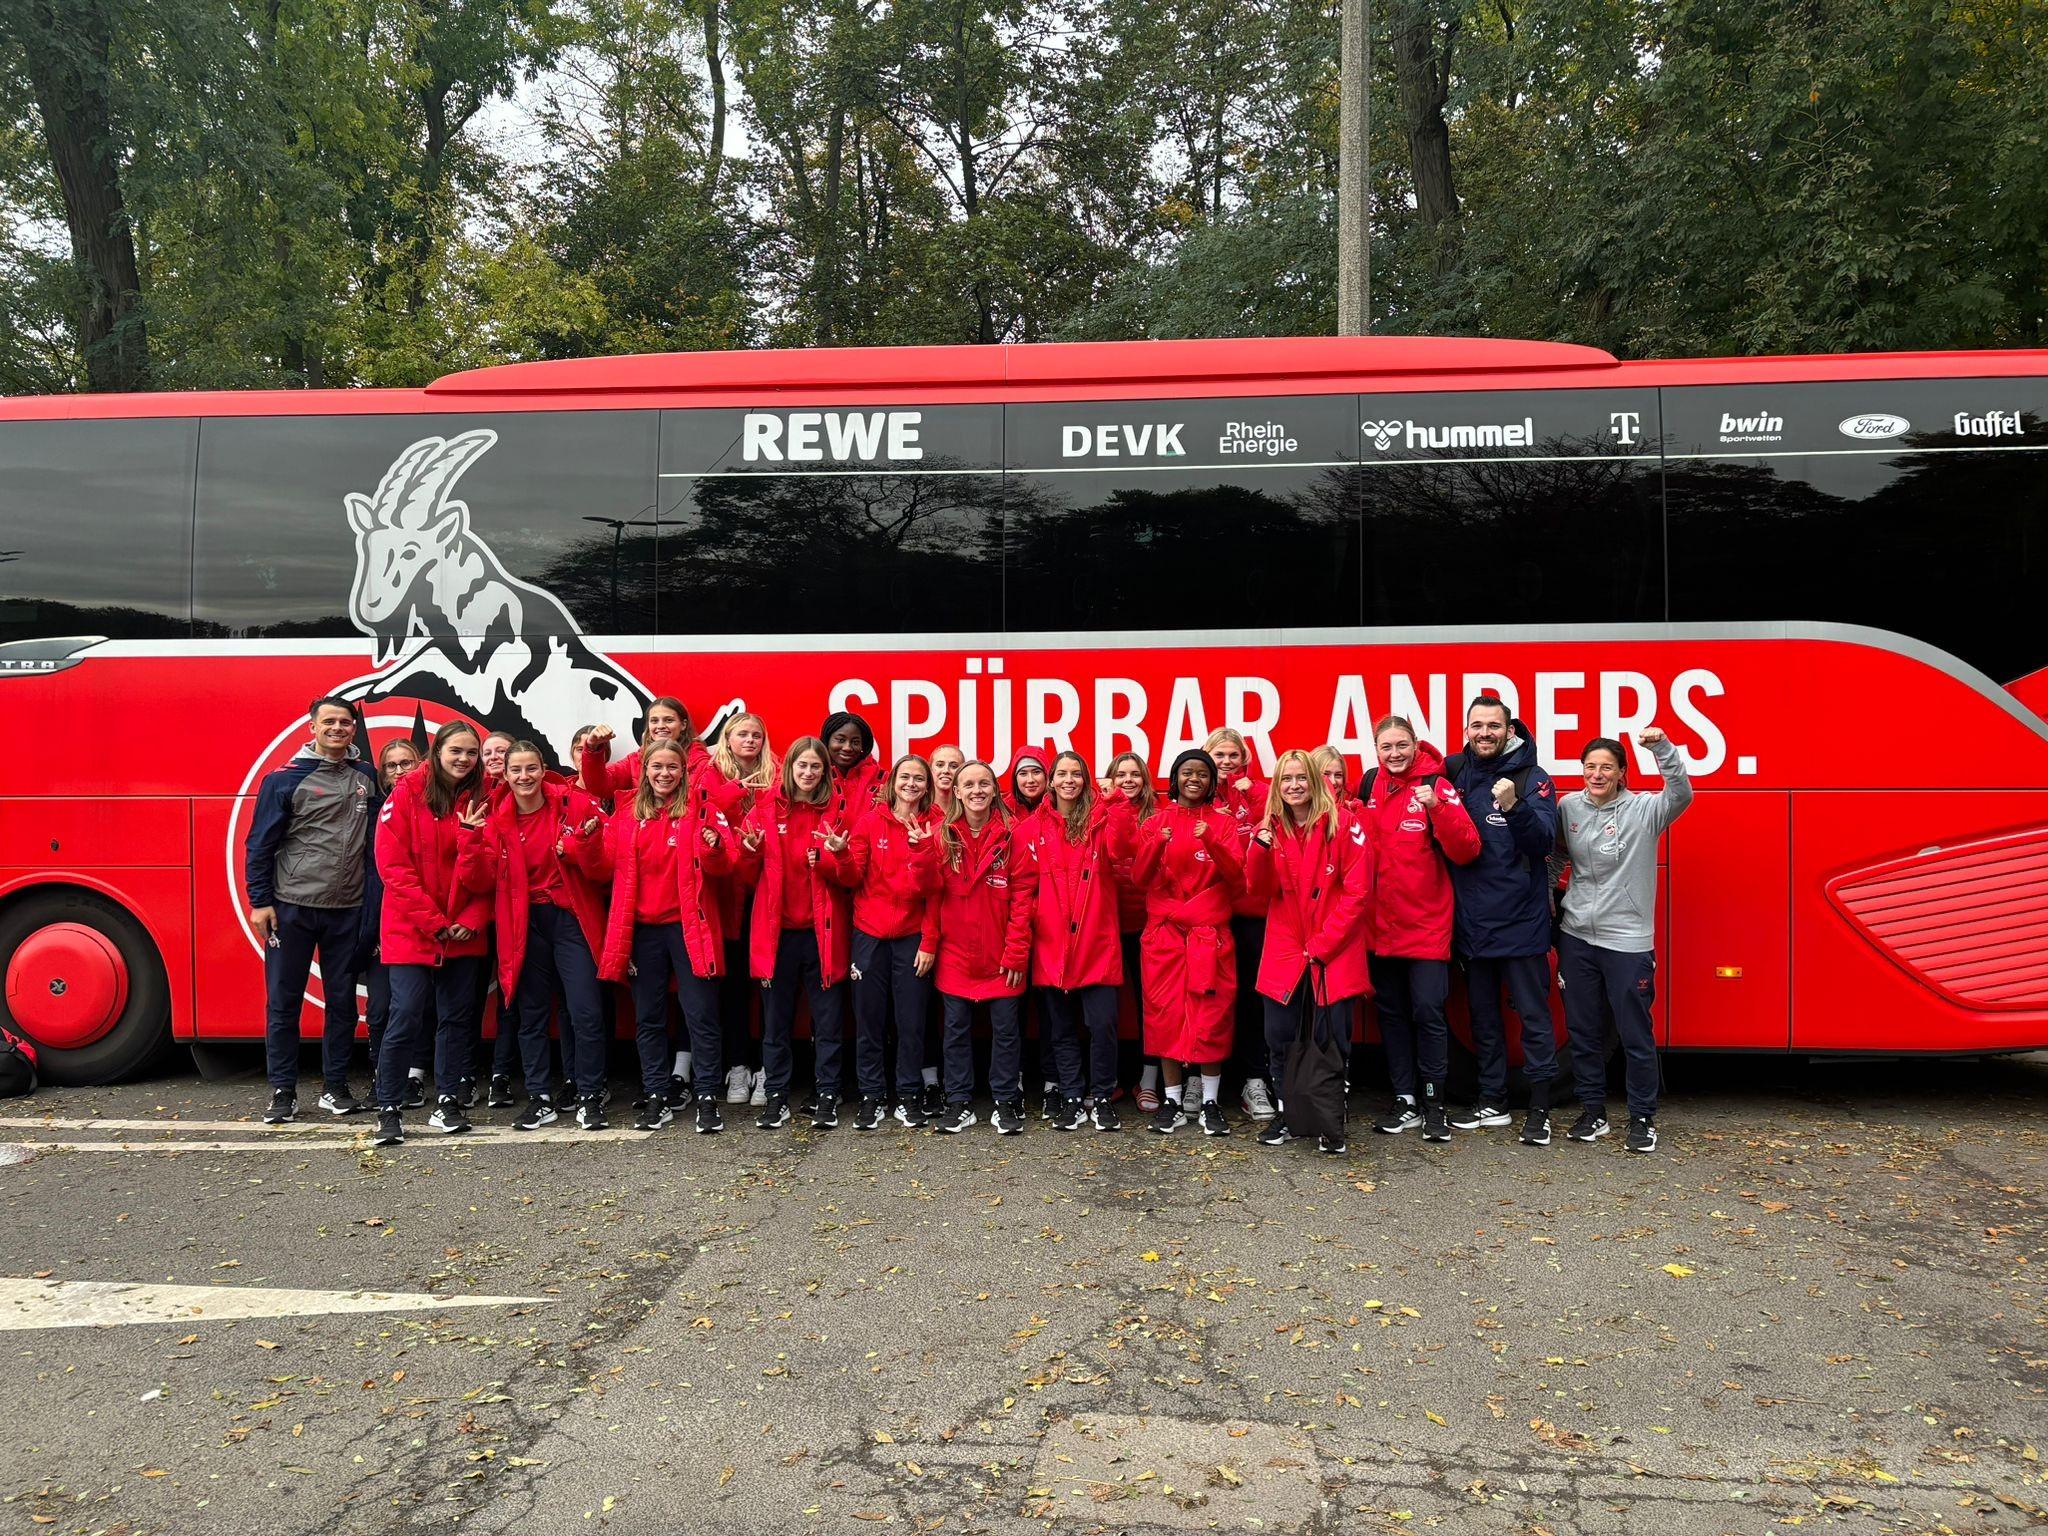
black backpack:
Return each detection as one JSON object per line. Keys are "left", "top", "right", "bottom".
{"left": 0, "top": 1026, "right": 38, "bottom": 1098}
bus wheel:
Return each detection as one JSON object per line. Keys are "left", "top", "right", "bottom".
{"left": 0, "top": 888, "right": 171, "bottom": 1085}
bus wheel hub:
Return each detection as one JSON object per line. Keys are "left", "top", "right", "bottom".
{"left": 6, "top": 923, "right": 128, "bottom": 1049}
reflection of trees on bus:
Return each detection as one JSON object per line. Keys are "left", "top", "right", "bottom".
{"left": 1363, "top": 437, "right": 1664, "bottom": 626}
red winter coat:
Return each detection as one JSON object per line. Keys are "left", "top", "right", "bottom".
{"left": 1211, "top": 775, "right": 1270, "bottom": 918}
{"left": 376, "top": 771, "right": 496, "bottom": 966}
{"left": 581, "top": 738, "right": 743, "bottom": 815}
{"left": 740, "top": 793, "right": 854, "bottom": 985}
{"left": 1363, "top": 741, "right": 1482, "bottom": 960}
{"left": 1020, "top": 797, "right": 1135, "bottom": 990}
{"left": 1130, "top": 802, "right": 1245, "bottom": 1061}
{"left": 828, "top": 757, "right": 883, "bottom": 825}
{"left": 1245, "top": 811, "right": 1374, "bottom": 1006}
{"left": 931, "top": 816, "right": 1037, "bottom": 1001}
{"left": 706, "top": 772, "right": 769, "bottom": 940}
{"left": 838, "top": 803, "right": 943, "bottom": 941}
{"left": 594, "top": 794, "right": 738, "bottom": 984}
{"left": 485, "top": 783, "right": 612, "bottom": 997}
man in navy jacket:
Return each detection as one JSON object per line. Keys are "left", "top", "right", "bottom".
{"left": 244, "top": 697, "right": 375, "bottom": 1122}
{"left": 1445, "top": 695, "right": 1563, "bottom": 1146}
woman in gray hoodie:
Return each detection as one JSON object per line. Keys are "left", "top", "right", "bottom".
{"left": 1555, "top": 726, "right": 1692, "bottom": 1154}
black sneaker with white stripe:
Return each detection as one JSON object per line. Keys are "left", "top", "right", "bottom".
{"left": 317, "top": 1088, "right": 362, "bottom": 1117}
{"left": 633, "top": 1099, "right": 673, "bottom": 1131}
{"left": 1519, "top": 1107, "right": 1552, "bottom": 1146}
{"left": 757, "top": 1094, "right": 791, "bottom": 1130}
{"left": 428, "top": 1096, "right": 471, "bottom": 1135}
{"left": 1449, "top": 1102, "right": 1510, "bottom": 1131}
{"left": 1199, "top": 1100, "right": 1230, "bottom": 1137}
{"left": 576, "top": 1096, "right": 608, "bottom": 1131}
{"left": 695, "top": 1101, "right": 724, "bottom": 1135}
{"left": 1374, "top": 1098, "right": 1421, "bottom": 1135}
{"left": 374, "top": 1109, "right": 405, "bottom": 1146}
{"left": 936, "top": 1103, "right": 977, "bottom": 1134}
{"left": 853, "top": 1096, "right": 884, "bottom": 1131}
{"left": 1625, "top": 1116, "right": 1657, "bottom": 1154}
{"left": 1567, "top": 1109, "right": 1610, "bottom": 1142}
{"left": 1049, "top": 1096, "right": 1084, "bottom": 1132}
{"left": 1150, "top": 1099, "right": 1187, "bottom": 1134}
{"left": 263, "top": 1089, "right": 297, "bottom": 1125}
{"left": 512, "top": 1096, "right": 557, "bottom": 1131}
{"left": 1090, "top": 1099, "right": 1121, "bottom": 1133}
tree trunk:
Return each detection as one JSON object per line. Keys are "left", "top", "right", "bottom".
{"left": 953, "top": 1, "right": 993, "bottom": 344}
{"left": 1391, "top": 0, "right": 1460, "bottom": 233}
{"left": 814, "top": 106, "right": 848, "bottom": 344}
{"left": 700, "top": 0, "right": 726, "bottom": 205}
{"left": 7, "top": 0, "right": 150, "bottom": 390}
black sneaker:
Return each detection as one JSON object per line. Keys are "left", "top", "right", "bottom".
{"left": 696, "top": 1101, "right": 724, "bottom": 1135}
{"left": 1199, "top": 1100, "right": 1230, "bottom": 1137}
{"left": 1567, "top": 1109, "right": 1611, "bottom": 1142}
{"left": 263, "top": 1089, "right": 297, "bottom": 1125}
{"left": 427, "top": 1097, "right": 471, "bottom": 1135}
{"left": 853, "top": 1096, "right": 884, "bottom": 1131}
{"left": 317, "top": 1088, "right": 361, "bottom": 1117}
{"left": 1091, "top": 1099, "right": 1121, "bottom": 1133}
{"left": 458, "top": 1080, "right": 480, "bottom": 1110}
{"left": 374, "top": 1109, "right": 405, "bottom": 1146}
{"left": 1519, "top": 1108, "right": 1552, "bottom": 1145}
{"left": 402, "top": 1075, "right": 428, "bottom": 1110}
{"left": 487, "top": 1075, "right": 516, "bottom": 1109}
{"left": 1049, "top": 1096, "right": 1084, "bottom": 1132}
{"left": 1450, "top": 1102, "right": 1511, "bottom": 1131}
{"left": 1421, "top": 1093, "right": 1451, "bottom": 1143}
{"left": 1318, "top": 1134, "right": 1348, "bottom": 1156}
{"left": 812, "top": 1097, "right": 840, "bottom": 1130}
{"left": 758, "top": 1094, "right": 791, "bottom": 1130}
{"left": 1150, "top": 1099, "right": 1187, "bottom": 1134}
{"left": 1040, "top": 1082, "right": 1058, "bottom": 1119}
{"left": 1625, "top": 1116, "right": 1657, "bottom": 1154}
{"left": 1257, "top": 1120, "right": 1291, "bottom": 1147}
{"left": 937, "top": 1103, "right": 977, "bottom": 1134}
{"left": 922, "top": 1083, "right": 943, "bottom": 1117}
{"left": 577, "top": 1097, "right": 608, "bottom": 1131}
{"left": 512, "top": 1096, "right": 556, "bottom": 1131}
{"left": 799, "top": 1092, "right": 818, "bottom": 1117}
{"left": 667, "top": 1073, "right": 694, "bottom": 1110}
{"left": 1374, "top": 1098, "right": 1420, "bottom": 1135}
{"left": 893, "top": 1099, "right": 927, "bottom": 1130}
{"left": 633, "top": 1100, "right": 673, "bottom": 1131}
{"left": 993, "top": 1100, "right": 1025, "bottom": 1135}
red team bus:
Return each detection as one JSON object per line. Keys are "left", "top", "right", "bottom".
{"left": 2, "top": 335, "right": 2045, "bottom": 1085}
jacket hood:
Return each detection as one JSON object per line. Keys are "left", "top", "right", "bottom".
{"left": 1465, "top": 720, "right": 1537, "bottom": 778}
{"left": 292, "top": 742, "right": 363, "bottom": 762}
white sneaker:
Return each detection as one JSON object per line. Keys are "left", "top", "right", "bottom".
{"left": 725, "top": 1065, "right": 752, "bottom": 1104}
{"left": 1240, "top": 1077, "right": 1277, "bottom": 1120}
{"left": 748, "top": 1070, "right": 766, "bottom": 1107}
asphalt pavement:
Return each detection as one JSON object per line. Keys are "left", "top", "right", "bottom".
{"left": 1, "top": 1051, "right": 2044, "bottom": 1535}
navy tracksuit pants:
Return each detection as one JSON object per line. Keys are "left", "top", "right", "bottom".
{"left": 1558, "top": 932, "right": 1659, "bottom": 1120}
{"left": 263, "top": 900, "right": 363, "bottom": 1094}
{"left": 1465, "top": 953, "right": 1560, "bottom": 1107}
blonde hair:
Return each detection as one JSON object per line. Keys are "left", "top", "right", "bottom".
{"left": 632, "top": 738, "right": 688, "bottom": 821}
{"left": 1106, "top": 751, "right": 1160, "bottom": 825}
{"left": 1309, "top": 744, "right": 1349, "bottom": 799}
{"left": 781, "top": 736, "right": 833, "bottom": 807}
{"left": 1202, "top": 727, "right": 1248, "bottom": 758}
{"left": 1372, "top": 715, "right": 1416, "bottom": 744}
{"left": 1265, "top": 749, "right": 1340, "bottom": 836}
{"left": 711, "top": 711, "right": 778, "bottom": 792}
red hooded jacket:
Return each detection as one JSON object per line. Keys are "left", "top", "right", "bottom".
{"left": 582, "top": 737, "right": 744, "bottom": 815}
{"left": 828, "top": 757, "right": 883, "bottom": 825}
{"left": 931, "top": 814, "right": 1037, "bottom": 1001}
{"left": 740, "top": 793, "right": 854, "bottom": 984}
{"left": 375, "top": 770, "right": 496, "bottom": 966}
{"left": 1130, "top": 802, "right": 1245, "bottom": 1061}
{"left": 485, "top": 783, "right": 612, "bottom": 997}
{"left": 593, "top": 791, "right": 738, "bottom": 984}
{"left": 1211, "top": 773, "right": 1270, "bottom": 918}
{"left": 1362, "top": 741, "right": 1482, "bottom": 960}
{"left": 1245, "top": 810, "right": 1375, "bottom": 1005}
{"left": 1020, "top": 795, "right": 1136, "bottom": 990}
{"left": 838, "top": 803, "right": 944, "bottom": 941}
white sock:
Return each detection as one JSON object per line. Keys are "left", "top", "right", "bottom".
{"left": 1200, "top": 1073, "right": 1222, "bottom": 1106}
{"left": 1165, "top": 1082, "right": 1183, "bottom": 1106}
{"left": 922, "top": 1065, "right": 939, "bottom": 1087}
{"left": 674, "top": 1050, "right": 690, "bottom": 1077}
{"left": 1140, "top": 1062, "right": 1160, "bottom": 1091}
{"left": 407, "top": 1067, "right": 425, "bottom": 1080}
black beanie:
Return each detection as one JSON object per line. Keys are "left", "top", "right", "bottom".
{"left": 1168, "top": 748, "right": 1218, "bottom": 801}
{"left": 819, "top": 710, "right": 874, "bottom": 757}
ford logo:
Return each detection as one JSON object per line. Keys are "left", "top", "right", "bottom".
{"left": 1838, "top": 413, "right": 1910, "bottom": 440}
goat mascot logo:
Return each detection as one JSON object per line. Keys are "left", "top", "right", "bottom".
{"left": 334, "top": 428, "right": 652, "bottom": 762}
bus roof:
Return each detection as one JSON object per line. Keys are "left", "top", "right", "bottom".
{"left": 5, "top": 335, "right": 2048, "bottom": 418}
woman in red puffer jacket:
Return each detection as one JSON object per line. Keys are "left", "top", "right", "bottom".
{"left": 1361, "top": 715, "right": 1481, "bottom": 1142}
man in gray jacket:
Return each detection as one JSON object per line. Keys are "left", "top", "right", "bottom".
{"left": 244, "top": 697, "right": 375, "bottom": 1123}
{"left": 1554, "top": 726, "right": 1692, "bottom": 1153}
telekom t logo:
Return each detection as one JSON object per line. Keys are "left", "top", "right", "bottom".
{"left": 1609, "top": 411, "right": 1642, "bottom": 445}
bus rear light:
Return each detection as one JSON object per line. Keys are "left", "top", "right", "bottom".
{"left": 1827, "top": 826, "right": 2048, "bottom": 1011}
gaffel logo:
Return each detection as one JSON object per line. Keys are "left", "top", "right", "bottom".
{"left": 1954, "top": 409, "right": 2024, "bottom": 438}
{"left": 1062, "top": 423, "right": 1185, "bottom": 459}
{"left": 742, "top": 411, "right": 924, "bottom": 463}
{"left": 1220, "top": 421, "right": 1297, "bottom": 458}
{"left": 1361, "top": 418, "right": 1535, "bottom": 453}
{"left": 1838, "top": 413, "right": 1910, "bottom": 441}
{"left": 1719, "top": 411, "right": 1784, "bottom": 445}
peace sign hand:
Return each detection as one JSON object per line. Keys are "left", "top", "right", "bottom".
{"left": 457, "top": 799, "right": 490, "bottom": 830}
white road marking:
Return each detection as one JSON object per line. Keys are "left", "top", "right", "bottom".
{"left": 0, "top": 1117, "right": 369, "bottom": 1133}
{"left": 0, "top": 1277, "right": 545, "bottom": 1331}
{"left": 0, "top": 1117, "right": 651, "bottom": 1147}
{"left": 2, "top": 1129, "right": 652, "bottom": 1153}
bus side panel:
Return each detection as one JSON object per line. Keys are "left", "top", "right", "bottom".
{"left": 1666, "top": 792, "right": 1791, "bottom": 1049}
{"left": 193, "top": 797, "right": 283, "bottom": 1043}
{"left": 0, "top": 798, "right": 191, "bottom": 867}
{"left": 1792, "top": 791, "right": 2048, "bottom": 1052}
{"left": 0, "top": 864, "right": 195, "bottom": 1041}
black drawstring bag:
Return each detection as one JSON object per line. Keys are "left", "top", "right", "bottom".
{"left": 0, "top": 1026, "right": 39, "bottom": 1098}
{"left": 1279, "top": 972, "right": 1346, "bottom": 1141}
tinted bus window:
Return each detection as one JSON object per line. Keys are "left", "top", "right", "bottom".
{"left": 193, "top": 412, "right": 659, "bottom": 638}
{"left": 1004, "top": 397, "right": 1360, "bottom": 631}
{"left": 1664, "top": 379, "right": 2048, "bottom": 683}
{"left": 0, "top": 418, "right": 196, "bottom": 641}
{"left": 1354, "top": 389, "right": 1664, "bottom": 626}
{"left": 657, "top": 406, "right": 1003, "bottom": 634}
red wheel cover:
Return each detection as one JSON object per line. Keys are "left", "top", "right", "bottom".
{"left": 6, "top": 922, "right": 130, "bottom": 1050}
